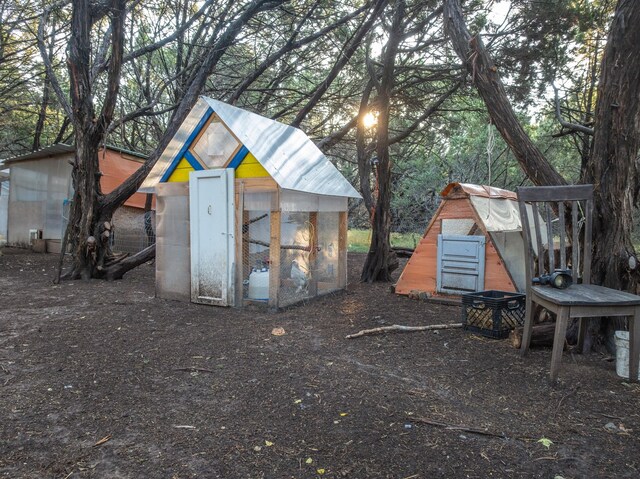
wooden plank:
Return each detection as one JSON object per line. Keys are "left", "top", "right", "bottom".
{"left": 234, "top": 183, "right": 244, "bottom": 308}
{"left": 558, "top": 203, "right": 566, "bottom": 269}
{"left": 518, "top": 200, "right": 534, "bottom": 288}
{"left": 268, "top": 210, "right": 281, "bottom": 309}
{"left": 235, "top": 152, "right": 271, "bottom": 178}
{"left": 338, "top": 211, "right": 348, "bottom": 289}
{"left": 550, "top": 306, "right": 569, "bottom": 383}
{"left": 308, "top": 212, "right": 318, "bottom": 296}
{"left": 533, "top": 284, "right": 640, "bottom": 306}
{"left": 584, "top": 196, "right": 593, "bottom": 283}
{"left": 483, "top": 242, "right": 516, "bottom": 291}
{"left": 572, "top": 200, "right": 580, "bottom": 284}
{"left": 532, "top": 204, "right": 544, "bottom": 275}
{"left": 545, "top": 203, "right": 554, "bottom": 272}
{"left": 517, "top": 184, "right": 593, "bottom": 202}
{"left": 630, "top": 308, "right": 640, "bottom": 383}
{"left": 395, "top": 200, "right": 450, "bottom": 294}
{"left": 235, "top": 177, "right": 277, "bottom": 192}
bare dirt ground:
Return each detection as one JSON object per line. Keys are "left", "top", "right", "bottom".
{"left": 1, "top": 248, "right": 639, "bottom": 479}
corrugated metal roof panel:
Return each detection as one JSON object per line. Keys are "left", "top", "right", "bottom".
{"left": 203, "top": 97, "right": 360, "bottom": 198}
{"left": 140, "top": 97, "right": 361, "bottom": 198}
{"left": 2, "top": 144, "right": 75, "bottom": 164}
{"left": 2, "top": 143, "right": 147, "bottom": 165}
{"left": 440, "top": 182, "right": 517, "bottom": 200}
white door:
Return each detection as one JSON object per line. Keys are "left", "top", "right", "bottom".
{"left": 189, "top": 169, "right": 235, "bottom": 306}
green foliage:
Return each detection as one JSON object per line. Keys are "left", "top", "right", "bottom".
{"left": 348, "top": 229, "right": 421, "bottom": 253}
{"left": 0, "top": 0, "right": 609, "bottom": 241}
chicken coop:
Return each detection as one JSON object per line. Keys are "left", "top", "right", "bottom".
{"left": 140, "top": 96, "right": 360, "bottom": 308}
{"left": 395, "top": 182, "right": 542, "bottom": 299}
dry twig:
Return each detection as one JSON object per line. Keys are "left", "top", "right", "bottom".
{"left": 410, "top": 416, "right": 505, "bottom": 438}
{"left": 93, "top": 435, "right": 112, "bottom": 447}
{"left": 346, "top": 323, "right": 462, "bottom": 339}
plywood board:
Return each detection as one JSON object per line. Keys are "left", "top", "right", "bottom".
{"left": 395, "top": 197, "right": 516, "bottom": 296}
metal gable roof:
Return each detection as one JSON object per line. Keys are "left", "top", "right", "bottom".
{"left": 140, "top": 97, "right": 361, "bottom": 198}
{"left": 2, "top": 144, "right": 75, "bottom": 164}
{"left": 2, "top": 143, "right": 147, "bottom": 165}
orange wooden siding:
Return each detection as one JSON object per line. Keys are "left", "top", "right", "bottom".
{"left": 395, "top": 198, "right": 515, "bottom": 296}
{"left": 99, "top": 149, "right": 153, "bottom": 209}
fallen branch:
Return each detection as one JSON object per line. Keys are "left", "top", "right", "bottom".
{"left": 509, "top": 323, "right": 557, "bottom": 349}
{"left": 410, "top": 416, "right": 505, "bottom": 438}
{"left": 346, "top": 323, "right": 463, "bottom": 339}
{"left": 103, "top": 243, "right": 155, "bottom": 280}
{"left": 391, "top": 246, "right": 414, "bottom": 258}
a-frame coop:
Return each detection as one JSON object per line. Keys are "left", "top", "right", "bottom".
{"left": 140, "top": 96, "right": 361, "bottom": 308}
{"left": 395, "top": 183, "right": 531, "bottom": 299}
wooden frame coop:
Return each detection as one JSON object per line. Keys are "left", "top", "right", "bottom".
{"left": 395, "top": 183, "right": 541, "bottom": 299}
{"left": 140, "top": 97, "right": 361, "bottom": 308}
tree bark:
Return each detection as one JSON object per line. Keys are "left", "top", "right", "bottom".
{"left": 443, "top": 0, "right": 566, "bottom": 187}
{"left": 65, "top": 0, "right": 119, "bottom": 280}
{"left": 54, "top": 0, "right": 284, "bottom": 280}
{"left": 356, "top": 79, "right": 376, "bottom": 214}
{"left": 583, "top": 0, "right": 640, "bottom": 293}
{"left": 361, "top": 0, "right": 404, "bottom": 283}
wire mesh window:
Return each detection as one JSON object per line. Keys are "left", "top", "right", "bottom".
{"left": 279, "top": 211, "right": 312, "bottom": 307}
{"left": 242, "top": 209, "right": 271, "bottom": 301}
{"left": 241, "top": 192, "right": 276, "bottom": 302}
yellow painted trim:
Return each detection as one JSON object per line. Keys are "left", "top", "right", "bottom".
{"left": 235, "top": 152, "right": 270, "bottom": 178}
{"left": 167, "top": 157, "right": 194, "bottom": 182}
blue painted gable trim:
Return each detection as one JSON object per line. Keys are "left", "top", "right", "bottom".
{"left": 227, "top": 145, "right": 249, "bottom": 169}
{"left": 184, "top": 150, "right": 203, "bottom": 170}
{"left": 160, "top": 107, "right": 214, "bottom": 183}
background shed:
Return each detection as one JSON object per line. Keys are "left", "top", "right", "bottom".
{"left": 141, "top": 96, "right": 361, "bottom": 308}
{"left": 395, "top": 182, "right": 536, "bottom": 299}
{"left": 2, "top": 144, "right": 150, "bottom": 252}
{"left": 0, "top": 168, "right": 8, "bottom": 245}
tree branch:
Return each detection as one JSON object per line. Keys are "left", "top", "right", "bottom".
{"left": 291, "top": 0, "right": 387, "bottom": 127}
{"left": 443, "top": 0, "right": 566, "bottom": 187}
{"left": 552, "top": 84, "right": 595, "bottom": 136}
{"left": 37, "top": 5, "right": 73, "bottom": 120}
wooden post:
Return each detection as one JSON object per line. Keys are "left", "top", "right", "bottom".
{"left": 338, "top": 211, "right": 348, "bottom": 289}
{"left": 234, "top": 182, "right": 244, "bottom": 308}
{"left": 269, "top": 210, "right": 281, "bottom": 309}
{"left": 308, "top": 212, "right": 319, "bottom": 296}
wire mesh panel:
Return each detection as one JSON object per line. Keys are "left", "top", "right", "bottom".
{"left": 279, "top": 211, "right": 312, "bottom": 307}
{"left": 110, "top": 207, "right": 155, "bottom": 254}
{"left": 241, "top": 192, "right": 275, "bottom": 303}
{"left": 315, "top": 212, "right": 341, "bottom": 294}
{"left": 242, "top": 210, "right": 271, "bottom": 301}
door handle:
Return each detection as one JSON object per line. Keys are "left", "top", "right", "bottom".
{"left": 207, "top": 205, "right": 212, "bottom": 215}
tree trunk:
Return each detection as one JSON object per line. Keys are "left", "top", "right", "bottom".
{"left": 356, "top": 79, "right": 376, "bottom": 214}
{"left": 583, "top": 0, "right": 640, "bottom": 293}
{"left": 361, "top": 0, "right": 404, "bottom": 283}
{"left": 443, "top": 0, "right": 566, "bottom": 187}
{"left": 54, "top": 0, "right": 284, "bottom": 281}
{"left": 63, "top": 0, "right": 125, "bottom": 280}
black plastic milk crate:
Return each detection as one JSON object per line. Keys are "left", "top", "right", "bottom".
{"left": 461, "top": 290, "right": 526, "bottom": 339}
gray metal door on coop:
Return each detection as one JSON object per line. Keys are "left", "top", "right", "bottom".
{"left": 436, "top": 234, "right": 486, "bottom": 294}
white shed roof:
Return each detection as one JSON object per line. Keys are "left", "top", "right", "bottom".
{"left": 140, "top": 97, "right": 361, "bottom": 198}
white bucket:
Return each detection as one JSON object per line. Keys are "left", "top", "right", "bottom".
{"left": 248, "top": 270, "right": 270, "bottom": 300}
{"left": 614, "top": 331, "right": 640, "bottom": 380}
